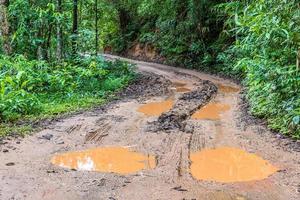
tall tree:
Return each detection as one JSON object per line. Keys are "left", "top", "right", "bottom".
{"left": 0, "top": 0, "right": 11, "bottom": 55}
{"left": 57, "top": 0, "right": 63, "bottom": 61}
{"left": 95, "top": 0, "right": 98, "bottom": 55}
{"left": 72, "top": 0, "right": 78, "bottom": 56}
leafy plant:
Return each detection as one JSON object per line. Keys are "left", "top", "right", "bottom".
{"left": 0, "top": 55, "right": 136, "bottom": 124}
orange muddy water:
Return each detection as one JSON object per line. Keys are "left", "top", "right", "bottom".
{"left": 137, "top": 100, "right": 174, "bottom": 116}
{"left": 173, "top": 81, "right": 187, "bottom": 87}
{"left": 176, "top": 87, "right": 191, "bottom": 93}
{"left": 218, "top": 84, "right": 240, "bottom": 94}
{"left": 172, "top": 81, "right": 191, "bottom": 93}
{"left": 192, "top": 103, "right": 231, "bottom": 120}
{"left": 190, "top": 147, "right": 278, "bottom": 183}
{"left": 51, "top": 147, "right": 156, "bottom": 174}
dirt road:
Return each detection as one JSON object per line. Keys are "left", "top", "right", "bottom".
{"left": 0, "top": 55, "right": 299, "bottom": 200}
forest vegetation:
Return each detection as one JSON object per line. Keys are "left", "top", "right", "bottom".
{"left": 0, "top": 0, "right": 299, "bottom": 138}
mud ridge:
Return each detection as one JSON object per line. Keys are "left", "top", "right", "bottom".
{"left": 149, "top": 80, "right": 218, "bottom": 132}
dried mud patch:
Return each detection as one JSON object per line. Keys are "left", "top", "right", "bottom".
{"left": 149, "top": 80, "right": 218, "bottom": 132}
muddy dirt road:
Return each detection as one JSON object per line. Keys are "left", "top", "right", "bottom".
{"left": 1, "top": 55, "right": 299, "bottom": 200}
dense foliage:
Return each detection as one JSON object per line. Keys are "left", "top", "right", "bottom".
{"left": 217, "top": 0, "right": 300, "bottom": 137}
{"left": 102, "top": 0, "right": 227, "bottom": 67}
{"left": 0, "top": 55, "right": 135, "bottom": 123}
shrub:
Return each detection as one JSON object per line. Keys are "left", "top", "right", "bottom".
{"left": 0, "top": 55, "right": 136, "bottom": 122}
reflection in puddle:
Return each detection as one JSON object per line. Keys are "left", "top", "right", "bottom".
{"left": 192, "top": 103, "right": 231, "bottom": 120}
{"left": 137, "top": 100, "right": 173, "bottom": 116}
{"left": 51, "top": 147, "right": 156, "bottom": 174}
{"left": 190, "top": 147, "right": 278, "bottom": 183}
{"left": 218, "top": 84, "right": 240, "bottom": 94}
{"left": 176, "top": 87, "right": 191, "bottom": 93}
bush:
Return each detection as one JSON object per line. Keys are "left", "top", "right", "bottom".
{"left": 0, "top": 55, "right": 136, "bottom": 122}
{"left": 218, "top": 0, "right": 300, "bottom": 138}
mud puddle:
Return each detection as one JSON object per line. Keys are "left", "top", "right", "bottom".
{"left": 51, "top": 147, "right": 156, "bottom": 174}
{"left": 217, "top": 84, "right": 240, "bottom": 94}
{"left": 190, "top": 147, "right": 278, "bottom": 183}
{"left": 176, "top": 87, "right": 191, "bottom": 93}
{"left": 192, "top": 102, "right": 231, "bottom": 120}
{"left": 172, "top": 81, "right": 191, "bottom": 93}
{"left": 137, "top": 100, "right": 173, "bottom": 116}
{"left": 173, "top": 81, "right": 187, "bottom": 88}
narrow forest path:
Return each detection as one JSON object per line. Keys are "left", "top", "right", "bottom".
{"left": 0, "top": 56, "right": 299, "bottom": 200}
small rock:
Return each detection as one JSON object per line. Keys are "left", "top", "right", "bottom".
{"left": 3, "top": 149, "right": 9, "bottom": 153}
{"left": 40, "top": 133, "right": 54, "bottom": 140}
{"left": 47, "top": 170, "right": 57, "bottom": 174}
{"left": 6, "top": 162, "right": 15, "bottom": 166}
{"left": 276, "top": 134, "right": 282, "bottom": 139}
{"left": 56, "top": 141, "right": 65, "bottom": 145}
{"left": 16, "top": 141, "right": 21, "bottom": 144}
{"left": 172, "top": 186, "right": 188, "bottom": 192}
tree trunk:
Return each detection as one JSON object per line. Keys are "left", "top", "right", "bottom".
{"left": 57, "top": 0, "right": 63, "bottom": 61}
{"left": 0, "top": 0, "right": 11, "bottom": 55}
{"left": 45, "top": 24, "right": 53, "bottom": 60}
{"left": 72, "top": 0, "right": 78, "bottom": 57}
{"left": 95, "top": 0, "right": 98, "bottom": 55}
{"left": 297, "top": 48, "right": 300, "bottom": 70}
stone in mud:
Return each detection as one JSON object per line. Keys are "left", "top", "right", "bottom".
{"left": 172, "top": 186, "right": 188, "bottom": 192}
{"left": 39, "top": 133, "right": 54, "bottom": 140}
{"left": 6, "top": 162, "right": 15, "bottom": 166}
{"left": 149, "top": 80, "right": 217, "bottom": 132}
{"left": 182, "top": 123, "right": 195, "bottom": 133}
{"left": 55, "top": 140, "right": 65, "bottom": 145}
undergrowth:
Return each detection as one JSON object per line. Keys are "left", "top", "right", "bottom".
{"left": 0, "top": 55, "right": 136, "bottom": 137}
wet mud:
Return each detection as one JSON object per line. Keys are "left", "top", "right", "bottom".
{"left": 149, "top": 80, "right": 218, "bottom": 132}
{"left": 118, "top": 72, "right": 171, "bottom": 101}
{"left": 217, "top": 84, "right": 240, "bottom": 94}
{"left": 176, "top": 87, "right": 191, "bottom": 93}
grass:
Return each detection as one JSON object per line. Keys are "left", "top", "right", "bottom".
{"left": 0, "top": 90, "right": 125, "bottom": 138}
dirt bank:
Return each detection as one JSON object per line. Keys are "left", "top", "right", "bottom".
{"left": 0, "top": 55, "right": 299, "bottom": 200}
